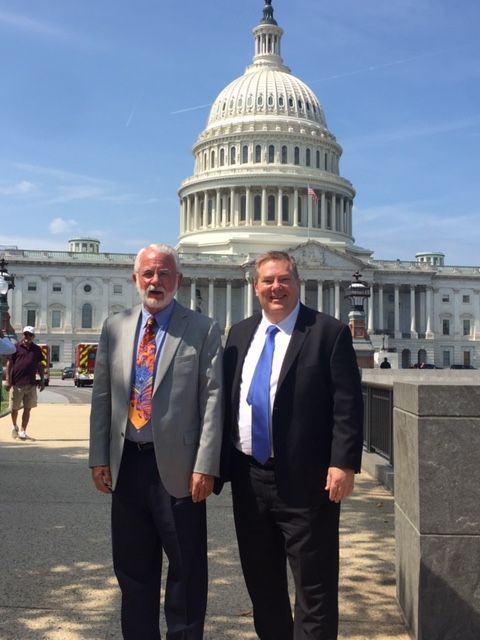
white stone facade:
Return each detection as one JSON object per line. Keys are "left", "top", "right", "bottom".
{"left": 1, "top": 2, "right": 479, "bottom": 369}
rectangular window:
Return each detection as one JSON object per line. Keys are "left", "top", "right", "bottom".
{"left": 27, "top": 282, "right": 37, "bottom": 292}
{"left": 442, "top": 294, "right": 450, "bottom": 303}
{"left": 26, "top": 309, "right": 36, "bottom": 326}
{"left": 463, "top": 295, "right": 470, "bottom": 303}
{"left": 52, "top": 283, "right": 62, "bottom": 293}
{"left": 113, "top": 284, "right": 123, "bottom": 295}
{"left": 442, "top": 350, "right": 451, "bottom": 368}
{"left": 51, "top": 310, "right": 61, "bottom": 328}
{"left": 51, "top": 345, "right": 60, "bottom": 363}
{"left": 442, "top": 319, "right": 450, "bottom": 335}
{"left": 463, "top": 319, "right": 471, "bottom": 336}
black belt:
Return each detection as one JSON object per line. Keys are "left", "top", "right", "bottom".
{"left": 124, "top": 439, "right": 154, "bottom": 452}
{"left": 234, "top": 447, "right": 275, "bottom": 469}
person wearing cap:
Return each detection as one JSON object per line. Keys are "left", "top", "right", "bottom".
{"left": 5, "top": 326, "right": 45, "bottom": 440}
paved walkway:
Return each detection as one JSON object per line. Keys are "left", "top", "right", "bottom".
{"left": 0, "top": 405, "right": 410, "bottom": 640}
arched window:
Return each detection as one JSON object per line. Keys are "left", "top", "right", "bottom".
{"left": 306, "top": 148, "right": 311, "bottom": 167}
{"left": 294, "top": 147, "right": 300, "bottom": 165}
{"left": 267, "top": 195, "right": 275, "bottom": 221}
{"left": 230, "top": 146, "right": 236, "bottom": 165}
{"left": 81, "top": 303, "right": 92, "bottom": 329}
{"left": 220, "top": 148, "right": 225, "bottom": 166}
{"left": 282, "top": 195, "right": 289, "bottom": 223}
{"left": 281, "top": 146, "right": 288, "bottom": 164}
{"left": 255, "top": 145, "right": 262, "bottom": 163}
{"left": 254, "top": 195, "right": 261, "bottom": 221}
{"left": 242, "top": 145, "right": 248, "bottom": 164}
{"left": 324, "top": 152, "right": 328, "bottom": 170}
{"left": 210, "top": 150, "right": 215, "bottom": 167}
{"left": 316, "top": 150, "right": 320, "bottom": 168}
{"left": 268, "top": 145, "right": 275, "bottom": 163}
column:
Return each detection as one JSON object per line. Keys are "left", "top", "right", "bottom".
{"left": 334, "top": 281, "right": 340, "bottom": 320}
{"left": 474, "top": 290, "right": 480, "bottom": 339}
{"left": 317, "top": 281, "right": 323, "bottom": 312}
{"left": 101, "top": 278, "right": 109, "bottom": 326}
{"left": 64, "top": 277, "right": 73, "bottom": 332}
{"left": 230, "top": 188, "right": 235, "bottom": 226}
{"left": 329, "top": 285, "right": 335, "bottom": 317}
{"left": 426, "top": 287, "right": 434, "bottom": 338}
{"left": 320, "top": 191, "right": 326, "bottom": 229}
{"left": 410, "top": 285, "right": 417, "bottom": 337}
{"left": 378, "top": 285, "right": 384, "bottom": 332}
{"left": 187, "top": 196, "right": 192, "bottom": 232}
{"left": 190, "top": 280, "right": 196, "bottom": 311}
{"left": 261, "top": 188, "right": 267, "bottom": 226}
{"left": 11, "top": 275, "right": 23, "bottom": 330}
{"left": 193, "top": 194, "right": 199, "bottom": 230}
{"left": 215, "top": 190, "right": 221, "bottom": 227}
{"left": 293, "top": 188, "right": 299, "bottom": 227}
{"left": 245, "top": 274, "right": 254, "bottom": 318}
{"left": 39, "top": 276, "right": 48, "bottom": 332}
{"left": 245, "top": 188, "right": 252, "bottom": 226}
{"left": 300, "top": 281, "right": 306, "bottom": 304}
{"left": 225, "top": 280, "right": 232, "bottom": 331}
{"left": 394, "top": 285, "right": 401, "bottom": 339}
{"left": 202, "top": 191, "right": 207, "bottom": 228}
{"left": 453, "top": 289, "right": 460, "bottom": 336}
{"left": 368, "top": 286, "right": 374, "bottom": 334}
{"left": 331, "top": 194, "right": 337, "bottom": 231}
{"left": 208, "top": 280, "right": 214, "bottom": 318}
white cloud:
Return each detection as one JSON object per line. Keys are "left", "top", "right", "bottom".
{"left": 0, "top": 10, "right": 99, "bottom": 49}
{"left": 0, "top": 180, "right": 36, "bottom": 196}
{"left": 49, "top": 217, "right": 79, "bottom": 235}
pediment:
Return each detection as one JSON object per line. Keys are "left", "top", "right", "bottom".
{"left": 288, "top": 241, "right": 367, "bottom": 271}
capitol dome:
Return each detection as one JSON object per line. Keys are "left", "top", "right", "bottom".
{"left": 178, "top": 1, "right": 360, "bottom": 257}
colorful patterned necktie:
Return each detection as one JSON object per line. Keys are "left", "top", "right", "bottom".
{"left": 129, "top": 316, "right": 156, "bottom": 429}
{"left": 247, "top": 325, "right": 280, "bottom": 464}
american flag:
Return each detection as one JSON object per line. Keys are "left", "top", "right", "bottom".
{"left": 308, "top": 187, "right": 319, "bottom": 203}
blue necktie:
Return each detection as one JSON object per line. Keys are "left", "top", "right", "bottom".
{"left": 247, "top": 325, "right": 280, "bottom": 464}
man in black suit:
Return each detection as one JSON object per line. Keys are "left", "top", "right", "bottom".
{"left": 224, "top": 251, "right": 363, "bottom": 640}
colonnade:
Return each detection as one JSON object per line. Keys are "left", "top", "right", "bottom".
{"left": 180, "top": 188, "right": 353, "bottom": 237}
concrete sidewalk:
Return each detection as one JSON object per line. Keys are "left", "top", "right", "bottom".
{"left": 0, "top": 405, "right": 409, "bottom": 640}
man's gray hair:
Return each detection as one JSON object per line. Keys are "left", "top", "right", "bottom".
{"left": 134, "top": 244, "right": 181, "bottom": 273}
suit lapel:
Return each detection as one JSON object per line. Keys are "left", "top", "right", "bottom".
{"left": 121, "top": 306, "right": 142, "bottom": 400}
{"left": 276, "top": 304, "right": 312, "bottom": 390}
{"left": 153, "top": 302, "right": 188, "bottom": 395}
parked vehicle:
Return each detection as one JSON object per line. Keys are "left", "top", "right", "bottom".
{"left": 74, "top": 343, "right": 98, "bottom": 387}
{"left": 61, "top": 366, "right": 75, "bottom": 380}
{"left": 450, "top": 364, "right": 476, "bottom": 369}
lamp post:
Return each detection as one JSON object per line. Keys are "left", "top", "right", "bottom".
{"left": 0, "top": 258, "right": 16, "bottom": 337}
{"left": 344, "top": 271, "right": 374, "bottom": 368}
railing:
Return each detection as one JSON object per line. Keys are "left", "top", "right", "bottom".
{"left": 362, "top": 382, "right": 394, "bottom": 466}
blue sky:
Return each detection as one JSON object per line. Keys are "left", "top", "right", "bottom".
{"left": 0, "top": 0, "right": 479, "bottom": 265}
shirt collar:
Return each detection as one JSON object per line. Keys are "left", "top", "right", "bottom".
{"left": 260, "top": 301, "right": 300, "bottom": 335}
{"left": 141, "top": 299, "right": 176, "bottom": 328}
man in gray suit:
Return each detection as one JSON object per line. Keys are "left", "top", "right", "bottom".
{"left": 89, "top": 244, "right": 223, "bottom": 640}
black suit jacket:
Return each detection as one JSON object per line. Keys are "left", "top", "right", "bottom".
{"left": 224, "top": 304, "right": 364, "bottom": 507}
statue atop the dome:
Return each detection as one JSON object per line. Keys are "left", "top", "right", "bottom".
{"left": 260, "top": 0, "right": 277, "bottom": 26}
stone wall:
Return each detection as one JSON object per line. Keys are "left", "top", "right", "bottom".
{"left": 393, "top": 381, "right": 480, "bottom": 639}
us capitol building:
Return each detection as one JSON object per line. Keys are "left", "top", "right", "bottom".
{"left": 2, "top": 1, "right": 480, "bottom": 370}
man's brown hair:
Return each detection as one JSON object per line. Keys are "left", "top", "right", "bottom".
{"left": 254, "top": 251, "right": 300, "bottom": 282}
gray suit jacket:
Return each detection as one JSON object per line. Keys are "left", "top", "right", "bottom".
{"left": 89, "top": 302, "right": 223, "bottom": 498}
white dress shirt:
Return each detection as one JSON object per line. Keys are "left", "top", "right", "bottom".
{"left": 236, "top": 303, "right": 300, "bottom": 456}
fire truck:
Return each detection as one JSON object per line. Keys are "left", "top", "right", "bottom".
{"left": 36, "top": 343, "right": 50, "bottom": 386}
{"left": 74, "top": 343, "right": 98, "bottom": 387}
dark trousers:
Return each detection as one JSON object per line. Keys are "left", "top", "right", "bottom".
{"left": 112, "top": 441, "right": 207, "bottom": 640}
{"left": 231, "top": 449, "right": 340, "bottom": 640}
